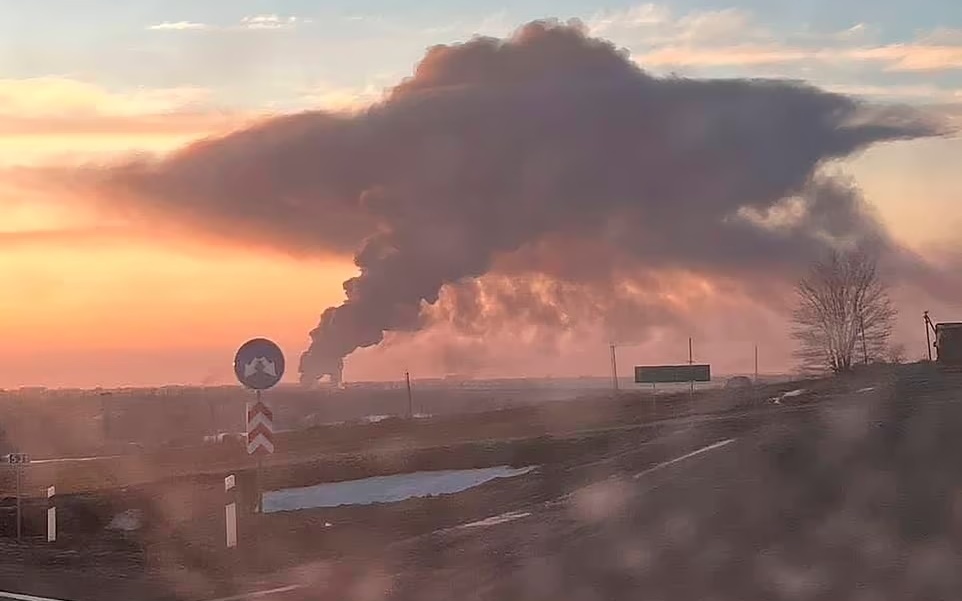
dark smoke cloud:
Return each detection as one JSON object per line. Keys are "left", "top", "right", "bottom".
{"left": 423, "top": 271, "right": 687, "bottom": 344}
{"left": 86, "top": 19, "right": 945, "bottom": 383}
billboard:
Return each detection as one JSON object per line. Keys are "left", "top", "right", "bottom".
{"left": 634, "top": 364, "right": 711, "bottom": 384}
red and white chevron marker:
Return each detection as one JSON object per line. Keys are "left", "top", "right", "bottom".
{"left": 246, "top": 400, "right": 275, "bottom": 455}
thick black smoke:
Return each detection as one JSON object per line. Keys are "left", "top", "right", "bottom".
{"left": 94, "top": 20, "right": 943, "bottom": 383}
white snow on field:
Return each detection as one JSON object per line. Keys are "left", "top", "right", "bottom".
{"left": 355, "top": 414, "right": 391, "bottom": 424}
{"left": 107, "top": 509, "right": 143, "bottom": 532}
{"left": 770, "top": 388, "right": 808, "bottom": 404}
{"left": 263, "top": 465, "right": 536, "bottom": 513}
{"left": 458, "top": 510, "right": 532, "bottom": 529}
{"left": 858, "top": 387, "right": 876, "bottom": 393}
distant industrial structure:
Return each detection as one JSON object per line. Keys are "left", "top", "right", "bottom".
{"left": 300, "top": 356, "right": 344, "bottom": 389}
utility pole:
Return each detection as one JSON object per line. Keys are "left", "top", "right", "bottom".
{"left": 405, "top": 371, "right": 413, "bottom": 418}
{"left": 924, "top": 311, "right": 933, "bottom": 361}
{"left": 609, "top": 344, "right": 619, "bottom": 392}
{"left": 688, "top": 337, "right": 694, "bottom": 401}
{"left": 754, "top": 344, "right": 759, "bottom": 384}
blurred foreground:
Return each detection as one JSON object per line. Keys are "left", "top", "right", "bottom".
{"left": 0, "top": 363, "right": 959, "bottom": 600}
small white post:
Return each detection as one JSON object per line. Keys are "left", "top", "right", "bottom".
{"left": 225, "top": 474, "right": 237, "bottom": 549}
{"left": 46, "top": 486, "right": 56, "bottom": 543}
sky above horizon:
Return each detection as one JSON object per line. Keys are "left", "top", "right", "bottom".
{"left": 0, "top": 0, "right": 960, "bottom": 388}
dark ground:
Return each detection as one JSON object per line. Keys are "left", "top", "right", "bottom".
{"left": 1, "top": 363, "right": 959, "bottom": 600}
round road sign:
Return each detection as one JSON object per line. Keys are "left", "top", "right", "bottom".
{"left": 234, "top": 338, "right": 285, "bottom": 390}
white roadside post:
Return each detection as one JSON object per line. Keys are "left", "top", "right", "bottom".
{"left": 46, "top": 486, "right": 56, "bottom": 543}
{"left": 225, "top": 474, "right": 237, "bottom": 549}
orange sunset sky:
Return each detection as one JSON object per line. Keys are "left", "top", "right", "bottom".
{"left": 1, "top": 3, "right": 960, "bottom": 388}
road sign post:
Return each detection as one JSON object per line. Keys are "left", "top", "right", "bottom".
{"left": 246, "top": 393, "right": 274, "bottom": 513}
{"left": 256, "top": 457, "right": 262, "bottom": 514}
{"left": 3, "top": 453, "right": 30, "bottom": 542}
{"left": 15, "top": 464, "right": 20, "bottom": 542}
{"left": 234, "top": 338, "right": 284, "bottom": 516}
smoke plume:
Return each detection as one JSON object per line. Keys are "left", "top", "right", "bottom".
{"left": 89, "top": 20, "right": 943, "bottom": 383}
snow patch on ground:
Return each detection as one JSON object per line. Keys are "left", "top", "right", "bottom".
{"left": 458, "top": 511, "right": 532, "bottom": 529}
{"left": 770, "top": 389, "right": 808, "bottom": 404}
{"left": 107, "top": 509, "right": 143, "bottom": 532}
{"left": 263, "top": 466, "right": 536, "bottom": 513}
{"left": 361, "top": 415, "right": 392, "bottom": 424}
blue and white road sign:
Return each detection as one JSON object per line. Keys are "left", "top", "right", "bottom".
{"left": 234, "top": 338, "right": 285, "bottom": 390}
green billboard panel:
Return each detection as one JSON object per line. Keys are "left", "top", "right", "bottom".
{"left": 634, "top": 364, "right": 711, "bottom": 384}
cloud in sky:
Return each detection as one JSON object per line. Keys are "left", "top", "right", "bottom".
{"left": 588, "top": 5, "right": 771, "bottom": 47}
{"left": 636, "top": 42, "right": 962, "bottom": 72}
{"left": 146, "top": 14, "right": 304, "bottom": 33}
{"left": 240, "top": 14, "right": 302, "bottom": 30}
{"left": 588, "top": 5, "right": 962, "bottom": 73}
{"left": 296, "top": 82, "right": 386, "bottom": 113}
{"left": 589, "top": 3, "right": 671, "bottom": 31}
{"left": 821, "top": 83, "right": 962, "bottom": 104}
{"left": 147, "top": 21, "right": 209, "bottom": 31}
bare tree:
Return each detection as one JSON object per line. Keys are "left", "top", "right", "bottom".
{"left": 792, "top": 248, "right": 896, "bottom": 373}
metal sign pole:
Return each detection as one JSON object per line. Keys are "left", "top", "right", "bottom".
{"left": 256, "top": 457, "right": 263, "bottom": 514}
{"left": 16, "top": 463, "right": 22, "bottom": 542}
{"left": 255, "top": 389, "right": 263, "bottom": 514}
